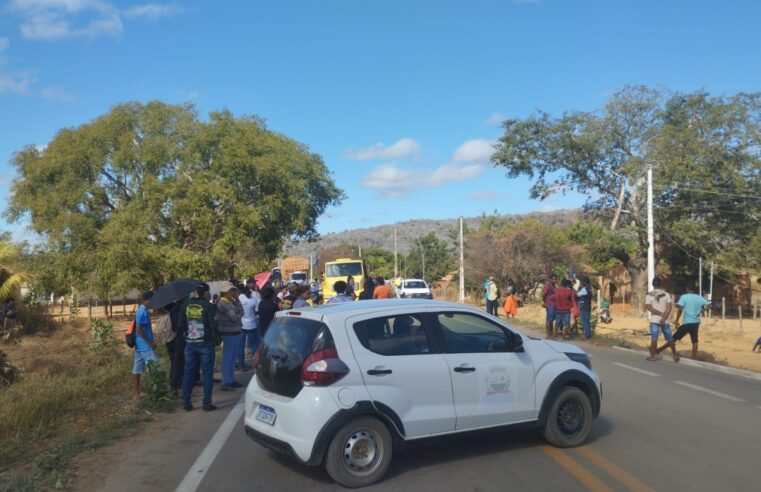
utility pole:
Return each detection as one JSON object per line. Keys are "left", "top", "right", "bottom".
{"left": 358, "top": 245, "right": 362, "bottom": 258}
{"left": 459, "top": 216, "right": 465, "bottom": 302}
{"left": 309, "top": 254, "right": 313, "bottom": 283}
{"left": 394, "top": 226, "right": 398, "bottom": 279}
{"left": 647, "top": 166, "right": 655, "bottom": 291}
{"left": 422, "top": 249, "right": 426, "bottom": 282}
{"left": 708, "top": 261, "right": 714, "bottom": 318}
{"left": 698, "top": 257, "right": 703, "bottom": 297}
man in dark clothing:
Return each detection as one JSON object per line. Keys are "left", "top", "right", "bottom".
{"left": 179, "top": 283, "right": 218, "bottom": 412}
{"left": 165, "top": 298, "right": 187, "bottom": 396}
{"left": 280, "top": 284, "right": 299, "bottom": 310}
{"left": 257, "top": 286, "right": 279, "bottom": 338}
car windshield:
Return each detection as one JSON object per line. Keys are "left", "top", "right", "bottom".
{"left": 291, "top": 273, "right": 307, "bottom": 280}
{"left": 404, "top": 281, "right": 427, "bottom": 289}
{"left": 326, "top": 263, "right": 363, "bottom": 277}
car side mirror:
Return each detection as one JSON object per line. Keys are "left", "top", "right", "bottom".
{"left": 511, "top": 332, "right": 525, "bottom": 352}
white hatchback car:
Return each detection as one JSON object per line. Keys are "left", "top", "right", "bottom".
{"left": 245, "top": 300, "right": 601, "bottom": 488}
{"left": 395, "top": 278, "right": 433, "bottom": 299}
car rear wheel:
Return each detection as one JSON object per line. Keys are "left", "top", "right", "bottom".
{"left": 324, "top": 416, "right": 393, "bottom": 488}
{"left": 542, "top": 386, "right": 593, "bottom": 448}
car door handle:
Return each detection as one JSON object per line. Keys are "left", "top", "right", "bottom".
{"left": 367, "top": 369, "right": 393, "bottom": 376}
{"left": 453, "top": 366, "right": 476, "bottom": 373}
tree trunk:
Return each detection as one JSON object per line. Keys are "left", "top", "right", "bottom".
{"left": 625, "top": 256, "right": 649, "bottom": 312}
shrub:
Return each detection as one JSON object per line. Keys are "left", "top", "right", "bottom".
{"left": 90, "top": 319, "right": 116, "bottom": 351}
{"left": 0, "top": 350, "right": 20, "bottom": 387}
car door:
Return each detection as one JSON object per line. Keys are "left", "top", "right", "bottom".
{"left": 345, "top": 310, "right": 456, "bottom": 438}
{"left": 431, "top": 310, "right": 536, "bottom": 430}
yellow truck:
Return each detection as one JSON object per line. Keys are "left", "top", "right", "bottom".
{"left": 322, "top": 258, "right": 365, "bottom": 301}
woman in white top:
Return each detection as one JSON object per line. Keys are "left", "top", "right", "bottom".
{"left": 237, "top": 278, "right": 261, "bottom": 371}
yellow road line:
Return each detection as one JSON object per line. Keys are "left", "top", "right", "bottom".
{"left": 575, "top": 446, "right": 654, "bottom": 492}
{"left": 541, "top": 445, "right": 614, "bottom": 492}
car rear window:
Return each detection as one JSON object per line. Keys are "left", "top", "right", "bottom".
{"left": 256, "top": 316, "right": 325, "bottom": 397}
{"left": 404, "top": 281, "right": 427, "bottom": 289}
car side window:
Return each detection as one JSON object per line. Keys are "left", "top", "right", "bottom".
{"left": 436, "top": 312, "right": 512, "bottom": 354}
{"left": 353, "top": 314, "right": 432, "bottom": 356}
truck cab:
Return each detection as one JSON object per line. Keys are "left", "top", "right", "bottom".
{"left": 322, "top": 258, "right": 364, "bottom": 301}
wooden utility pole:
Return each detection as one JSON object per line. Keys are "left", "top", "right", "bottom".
{"left": 646, "top": 166, "right": 655, "bottom": 290}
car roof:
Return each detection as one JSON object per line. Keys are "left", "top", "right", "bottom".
{"left": 311, "top": 299, "right": 460, "bottom": 314}
{"left": 403, "top": 278, "right": 426, "bottom": 283}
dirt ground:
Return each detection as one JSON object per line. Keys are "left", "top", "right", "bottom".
{"left": 507, "top": 303, "right": 761, "bottom": 372}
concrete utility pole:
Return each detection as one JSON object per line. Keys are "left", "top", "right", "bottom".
{"left": 358, "top": 245, "right": 362, "bottom": 258}
{"left": 647, "top": 166, "right": 655, "bottom": 290}
{"left": 422, "top": 249, "right": 426, "bottom": 282}
{"left": 394, "top": 226, "right": 398, "bottom": 279}
{"left": 699, "top": 257, "right": 703, "bottom": 296}
{"left": 459, "top": 216, "right": 465, "bottom": 302}
{"left": 708, "top": 261, "right": 714, "bottom": 318}
{"left": 309, "top": 254, "right": 313, "bottom": 283}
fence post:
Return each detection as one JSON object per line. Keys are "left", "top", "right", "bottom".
{"left": 738, "top": 305, "right": 743, "bottom": 332}
{"left": 754, "top": 300, "right": 758, "bottom": 321}
{"left": 88, "top": 298, "right": 92, "bottom": 319}
{"left": 721, "top": 297, "right": 725, "bottom": 320}
{"left": 122, "top": 297, "right": 127, "bottom": 317}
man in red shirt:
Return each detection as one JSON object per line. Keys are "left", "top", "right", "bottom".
{"left": 554, "top": 279, "right": 575, "bottom": 339}
{"left": 372, "top": 277, "right": 393, "bottom": 299}
{"left": 542, "top": 274, "right": 558, "bottom": 338}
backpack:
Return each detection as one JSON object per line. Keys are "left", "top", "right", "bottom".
{"left": 125, "top": 319, "right": 137, "bottom": 348}
{"left": 153, "top": 314, "right": 175, "bottom": 345}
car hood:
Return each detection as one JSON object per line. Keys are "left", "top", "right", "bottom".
{"left": 541, "top": 339, "right": 586, "bottom": 355}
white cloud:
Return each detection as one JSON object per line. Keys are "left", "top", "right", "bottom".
{"left": 344, "top": 137, "right": 422, "bottom": 161}
{"left": 362, "top": 163, "right": 484, "bottom": 198}
{"left": 9, "top": 1, "right": 181, "bottom": 40}
{"left": 41, "top": 85, "right": 75, "bottom": 101}
{"left": 0, "top": 71, "right": 35, "bottom": 95}
{"left": 467, "top": 190, "right": 511, "bottom": 201}
{"left": 452, "top": 139, "right": 495, "bottom": 164}
{"left": 484, "top": 112, "right": 505, "bottom": 126}
{"left": 124, "top": 3, "right": 182, "bottom": 20}
{"left": 0, "top": 37, "right": 9, "bottom": 65}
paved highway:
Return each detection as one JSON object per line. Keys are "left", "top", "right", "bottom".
{"left": 84, "top": 341, "right": 761, "bottom": 492}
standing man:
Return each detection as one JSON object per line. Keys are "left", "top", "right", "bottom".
{"left": 646, "top": 277, "right": 680, "bottom": 362}
{"left": 133, "top": 291, "right": 158, "bottom": 400}
{"left": 328, "top": 281, "right": 355, "bottom": 303}
{"left": 576, "top": 277, "right": 594, "bottom": 340}
{"left": 372, "top": 277, "right": 393, "bottom": 299}
{"left": 216, "top": 282, "right": 244, "bottom": 391}
{"left": 180, "top": 282, "right": 217, "bottom": 411}
{"left": 486, "top": 277, "right": 499, "bottom": 317}
{"left": 659, "top": 284, "right": 709, "bottom": 360}
{"left": 542, "top": 274, "right": 558, "bottom": 338}
{"left": 554, "top": 279, "right": 575, "bottom": 338}
{"left": 166, "top": 298, "right": 188, "bottom": 397}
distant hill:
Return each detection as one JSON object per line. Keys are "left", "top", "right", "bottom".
{"left": 283, "top": 209, "right": 580, "bottom": 260}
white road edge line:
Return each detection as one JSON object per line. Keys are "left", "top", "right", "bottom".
{"left": 176, "top": 396, "right": 246, "bottom": 492}
{"left": 674, "top": 381, "right": 746, "bottom": 403}
{"left": 612, "top": 362, "right": 660, "bottom": 377}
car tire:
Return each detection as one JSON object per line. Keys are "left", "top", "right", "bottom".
{"left": 542, "top": 386, "right": 593, "bottom": 448}
{"left": 324, "top": 416, "right": 393, "bottom": 488}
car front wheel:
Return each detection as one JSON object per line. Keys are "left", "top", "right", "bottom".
{"left": 324, "top": 416, "right": 393, "bottom": 488}
{"left": 542, "top": 386, "right": 593, "bottom": 448}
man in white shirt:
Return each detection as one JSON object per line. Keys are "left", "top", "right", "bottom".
{"left": 645, "top": 277, "right": 680, "bottom": 362}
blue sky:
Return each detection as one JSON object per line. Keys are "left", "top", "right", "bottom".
{"left": 1, "top": 0, "right": 760, "bottom": 240}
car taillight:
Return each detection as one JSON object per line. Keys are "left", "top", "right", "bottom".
{"left": 301, "top": 347, "right": 349, "bottom": 386}
{"left": 252, "top": 347, "right": 261, "bottom": 370}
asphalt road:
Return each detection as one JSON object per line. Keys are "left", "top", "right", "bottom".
{"left": 86, "top": 342, "right": 761, "bottom": 492}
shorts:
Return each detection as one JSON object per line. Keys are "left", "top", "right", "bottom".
{"left": 133, "top": 349, "right": 159, "bottom": 375}
{"left": 649, "top": 323, "right": 673, "bottom": 342}
{"left": 555, "top": 311, "right": 571, "bottom": 327}
{"left": 673, "top": 323, "right": 700, "bottom": 343}
{"left": 545, "top": 307, "right": 556, "bottom": 322}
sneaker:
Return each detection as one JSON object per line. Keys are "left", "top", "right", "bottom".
{"left": 202, "top": 404, "right": 218, "bottom": 412}
{"left": 220, "top": 385, "right": 236, "bottom": 391}
{"left": 183, "top": 404, "right": 194, "bottom": 411}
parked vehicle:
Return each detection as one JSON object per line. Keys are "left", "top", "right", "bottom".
{"left": 322, "top": 258, "right": 364, "bottom": 301}
{"left": 396, "top": 278, "right": 432, "bottom": 299}
{"left": 289, "top": 271, "right": 308, "bottom": 285}
{"left": 245, "top": 300, "right": 601, "bottom": 488}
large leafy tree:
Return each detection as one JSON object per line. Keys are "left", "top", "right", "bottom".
{"left": 492, "top": 86, "right": 761, "bottom": 307}
{"left": 404, "top": 233, "right": 455, "bottom": 285}
{"left": 6, "top": 102, "right": 343, "bottom": 298}
{"left": 0, "top": 239, "right": 27, "bottom": 300}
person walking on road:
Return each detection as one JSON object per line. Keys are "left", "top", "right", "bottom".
{"left": 133, "top": 291, "right": 158, "bottom": 400}
{"left": 658, "top": 284, "right": 709, "bottom": 360}
{"left": 216, "top": 282, "right": 244, "bottom": 391}
{"left": 485, "top": 277, "right": 499, "bottom": 316}
{"left": 576, "top": 276, "right": 594, "bottom": 340}
{"left": 327, "top": 281, "right": 355, "bottom": 304}
{"left": 554, "top": 279, "right": 575, "bottom": 339}
{"left": 237, "top": 279, "right": 260, "bottom": 372}
{"left": 503, "top": 279, "right": 518, "bottom": 318}
{"left": 372, "top": 277, "right": 393, "bottom": 299}
{"left": 180, "top": 282, "right": 217, "bottom": 411}
{"left": 542, "top": 274, "right": 558, "bottom": 338}
{"left": 645, "top": 277, "right": 680, "bottom": 362}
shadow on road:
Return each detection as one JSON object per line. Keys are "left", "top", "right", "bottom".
{"left": 265, "top": 418, "right": 614, "bottom": 486}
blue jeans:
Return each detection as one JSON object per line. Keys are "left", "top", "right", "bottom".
{"left": 237, "top": 329, "right": 259, "bottom": 368}
{"left": 580, "top": 309, "right": 592, "bottom": 338}
{"left": 182, "top": 344, "right": 215, "bottom": 407}
{"left": 649, "top": 323, "right": 673, "bottom": 342}
{"left": 221, "top": 334, "right": 240, "bottom": 386}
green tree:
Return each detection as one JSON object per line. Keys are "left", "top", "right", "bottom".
{"left": 6, "top": 102, "right": 343, "bottom": 298}
{"left": 363, "top": 247, "right": 395, "bottom": 279}
{"left": 492, "top": 86, "right": 761, "bottom": 307}
{"left": 404, "top": 233, "right": 454, "bottom": 285}
{"left": 0, "top": 240, "right": 28, "bottom": 300}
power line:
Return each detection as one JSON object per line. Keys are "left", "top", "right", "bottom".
{"left": 671, "top": 187, "right": 761, "bottom": 200}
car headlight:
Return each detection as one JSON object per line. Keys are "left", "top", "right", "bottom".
{"left": 565, "top": 352, "right": 591, "bottom": 370}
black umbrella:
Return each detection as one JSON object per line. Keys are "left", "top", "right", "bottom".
{"left": 148, "top": 278, "right": 200, "bottom": 310}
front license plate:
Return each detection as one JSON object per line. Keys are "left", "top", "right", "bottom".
{"left": 255, "top": 405, "right": 277, "bottom": 426}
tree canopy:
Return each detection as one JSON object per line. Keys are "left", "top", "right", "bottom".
{"left": 492, "top": 85, "right": 761, "bottom": 305}
{"left": 6, "top": 102, "right": 343, "bottom": 298}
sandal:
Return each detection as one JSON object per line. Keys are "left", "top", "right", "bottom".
{"left": 646, "top": 356, "right": 657, "bottom": 361}
{"left": 673, "top": 354, "right": 681, "bottom": 363}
